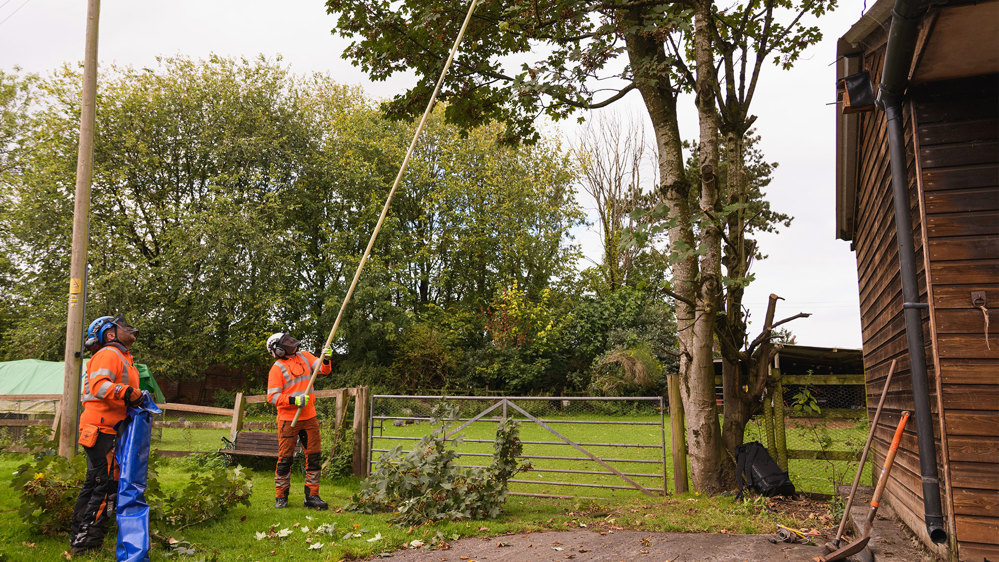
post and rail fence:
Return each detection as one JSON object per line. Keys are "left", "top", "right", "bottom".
{"left": 0, "top": 387, "right": 373, "bottom": 476}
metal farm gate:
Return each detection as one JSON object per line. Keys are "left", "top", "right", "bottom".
{"left": 369, "top": 395, "right": 670, "bottom": 499}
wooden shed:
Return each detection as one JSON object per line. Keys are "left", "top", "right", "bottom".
{"left": 835, "top": 0, "right": 999, "bottom": 559}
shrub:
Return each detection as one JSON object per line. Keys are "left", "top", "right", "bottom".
{"left": 212, "top": 389, "right": 239, "bottom": 409}
{"left": 389, "top": 322, "right": 459, "bottom": 392}
{"left": 148, "top": 456, "right": 253, "bottom": 530}
{"left": 348, "top": 402, "right": 528, "bottom": 525}
{"left": 12, "top": 442, "right": 252, "bottom": 536}
{"left": 591, "top": 342, "right": 663, "bottom": 396}
{"left": 178, "top": 451, "right": 229, "bottom": 473}
{"left": 10, "top": 452, "right": 85, "bottom": 535}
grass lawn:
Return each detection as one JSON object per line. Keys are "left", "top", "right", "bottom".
{"left": 0, "top": 448, "right": 831, "bottom": 562}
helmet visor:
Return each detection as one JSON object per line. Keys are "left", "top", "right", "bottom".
{"left": 278, "top": 334, "right": 300, "bottom": 354}
{"left": 111, "top": 314, "right": 138, "bottom": 335}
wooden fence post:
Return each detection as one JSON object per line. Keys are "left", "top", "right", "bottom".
{"left": 362, "top": 386, "right": 370, "bottom": 476}
{"left": 764, "top": 391, "right": 777, "bottom": 460}
{"left": 50, "top": 401, "right": 62, "bottom": 441}
{"left": 335, "top": 389, "right": 346, "bottom": 430}
{"left": 230, "top": 392, "right": 245, "bottom": 442}
{"left": 351, "top": 387, "right": 367, "bottom": 477}
{"left": 668, "top": 373, "right": 688, "bottom": 494}
{"left": 773, "top": 368, "right": 789, "bottom": 472}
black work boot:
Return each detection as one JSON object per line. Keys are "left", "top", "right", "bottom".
{"left": 304, "top": 495, "right": 329, "bottom": 510}
{"left": 274, "top": 496, "right": 288, "bottom": 509}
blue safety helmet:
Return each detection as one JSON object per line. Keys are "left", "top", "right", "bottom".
{"left": 85, "top": 316, "right": 115, "bottom": 351}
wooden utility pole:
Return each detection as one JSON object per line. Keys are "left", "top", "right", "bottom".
{"left": 58, "top": 0, "right": 101, "bottom": 458}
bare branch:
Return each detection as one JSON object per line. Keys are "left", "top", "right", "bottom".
{"left": 663, "top": 287, "right": 697, "bottom": 308}
{"left": 558, "top": 83, "right": 637, "bottom": 109}
{"left": 772, "top": 312, "right": 811, "bottom": 329}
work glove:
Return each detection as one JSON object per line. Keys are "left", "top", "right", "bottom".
{"left": 123, "top": 387, "right": 142, "bottom": 407}
{"left": 289, "top": 395, "right": 309, "bottom": 407}
{"left": 322, "top": 347, "right": 333, "bottom": 364}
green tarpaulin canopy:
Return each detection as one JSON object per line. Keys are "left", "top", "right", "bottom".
{"left": 0, "top": 358, "right": 166, "bottom": 413}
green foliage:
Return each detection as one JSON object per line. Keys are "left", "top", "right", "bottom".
{"left": 348, "top": 403, "right": 528, "bottom": 525}
{"left": 10, "top": 436, "right": 251, "bottom": 537}
{"left": 591, "top": 342, "right": 663, "bottom": 396}
{"left": 326, "top": 0, "right": 685, "bottom": 142}
{"left": 321, "top": 421, "right": 354, "bottom": 481}
{"left": 0, "top": 57, "right": 584, "bottom": 390}
{"left": 10, "top": 453, "right": 85, "bottom": 535}
{"left": 389, "top": 321, "right": 459, "bottom": 392}
{"left": 147, "top": 455, "right": 253, "bottom": 530}
{"left": 483, "top": 283, "right": 560, "bottom": 351}
{"left": 791, "top": 387, "right": 821, "bottom": 416}
{"left": 177, "top": 452, "right": 229, "bottom": 473}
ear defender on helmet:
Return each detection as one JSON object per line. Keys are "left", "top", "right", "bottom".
{"left": 267, "top": 332, "right": 288, "bottom": 358}
{"left": 85, "top": 316, "right": 115, "bottom": 351}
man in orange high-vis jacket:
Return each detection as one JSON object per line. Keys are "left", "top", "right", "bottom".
{"left": 70, "top": 314, "right": 143, "bottom": 555}
{"left": 265, "top": 332, "right": 332, "bottom": 509}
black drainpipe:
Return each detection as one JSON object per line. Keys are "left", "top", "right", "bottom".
{"left": 876, "top": 0, "right": 947, "bottom": 545}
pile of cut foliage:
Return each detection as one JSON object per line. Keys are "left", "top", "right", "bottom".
{"left": 348, "top": 403, "right": 528, "bottom": 525}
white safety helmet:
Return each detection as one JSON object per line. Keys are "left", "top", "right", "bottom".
{"left": 266, "top": 332, "right": 300, "bottom": 358}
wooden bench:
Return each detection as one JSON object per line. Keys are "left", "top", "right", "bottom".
{"left": 219, "top": 431, "right": 302, "bottom": 461}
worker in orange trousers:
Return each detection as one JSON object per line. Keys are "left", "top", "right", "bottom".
{"left": 265, "top": 332, "right": 332, "bottom": 509}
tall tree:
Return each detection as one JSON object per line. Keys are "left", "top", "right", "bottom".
{"left": 669, "top": 0, "right": 831, "bottom": 457}
{"left": 574, "top": 113, "right": 655, "bottom": 294}
{"left": 0, "top": 69, "right": 37, "bottom": 358}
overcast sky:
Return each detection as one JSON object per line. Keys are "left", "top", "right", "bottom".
{"left": 0, "top": 0, "right": 870, "bottom": 349}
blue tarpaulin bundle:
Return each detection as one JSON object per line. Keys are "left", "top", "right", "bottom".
{"left": 115, "top": 391, "right": 161, "bottom": 562}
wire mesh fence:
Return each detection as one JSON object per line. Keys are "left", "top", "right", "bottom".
{"left": 766, "top": 375, "right": 871, "bottom": 496}
{"left": 744, "top": 410, "right": 872, "bottom": 496}
{"left": 153, "top": 403, "right": 236, "bottom": 455}
{"left": 370, "top": 395, "right": 670, "bottom": 500}
{"left": 782, "top": 383, "right": 866, "bottom": 417}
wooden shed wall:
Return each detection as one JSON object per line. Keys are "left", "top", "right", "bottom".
{"left": 912, "top": 74, "right": 999, "bottom": 561}
{"left": 853, "top": 32, "right": 999, "bottom": 556}
{"left": 852, "top": 45, "right": 952, "bottom": 557}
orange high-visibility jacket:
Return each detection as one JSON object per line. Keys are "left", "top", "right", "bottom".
{"left": 266, "top": 351, "right": 331, "bottom": 421}
{"left": 80, "top": 344, "right": 140, "bottom": 433}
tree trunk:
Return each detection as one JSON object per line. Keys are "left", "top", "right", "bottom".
{"left": 721, "top": 359, "right": 752, "bottom": 456}
{"left": 682, "top": 0, "right": 732, "bottom": 493}
{"left": 622, "top": 11, "right": 703, "bottom": 492}
{"left": 721, "top": 294, "right": 781, "bottom": 484}
{"left": 719, "top": 130, "right": 750, "bottom": 475}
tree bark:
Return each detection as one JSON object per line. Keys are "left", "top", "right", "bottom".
{"left": 683, "top": 0, "right": 731, "bottom": 493}
{"left": 721, "top": 359, "right": 752, "bottom": 455}
{"left": 622, "top": 8, "right": 704, "bottom": 490}
{"left": 719, "top": 129, "right": 753, "bottom": 468}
